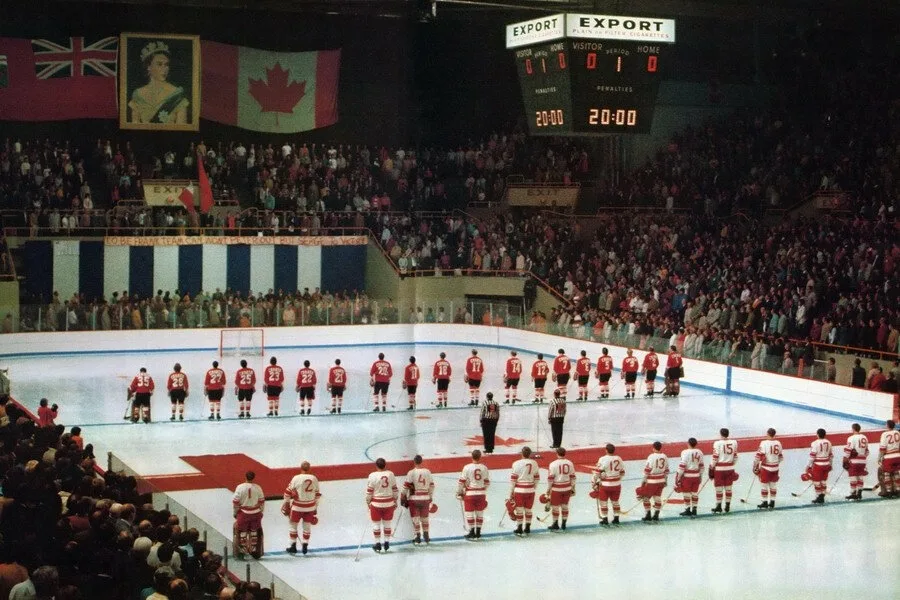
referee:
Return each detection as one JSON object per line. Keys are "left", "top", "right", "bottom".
{"left": 548, "top": 389, "right": 566, "bottom": 449}
{"left": 480, "top": 392, "right": 500, "bottom": 454}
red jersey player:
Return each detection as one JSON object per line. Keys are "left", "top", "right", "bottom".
{"left": 642, "top": 347, "right": 660, "bottom": 397}
{"left": 509, "top": 447, "right": 540, "bottom": 536}
{"left": 295, "top": 360, "right": 317, "bottom": 416}
{"left": 166, "top": 363, "right": 189, "bottom": 421}
{"left": 592, "top": 443, "right": 625, "bottom": 526}
{"left": 432, "top": 352, "right": 451, "bottom": 408}
{"left": 234, "top": 359, "right": 257, "bottom": 419}
{"left": 639, "top": 441, "right": 669, "bottom": 522}
{"left": 327, "top": 359, "right": 347, "bottom": 414}
{"left": 710, "top": 428, "right": 739, "bottom": 513}
{"left": 366, "top": 458, "right": 398, "bottom": 553}
{"left": 531, "top": 353, "right": 549, "bottom": 403}
{"left": 504, "top": 350, "right": 523, "bottom": 404}
{"left": 552, "top": 349, "right": 571, "bottom": 400}
{"left": 128, "top": 367, "right": 154, "bottom": 423}
{"left": 664, "top": 345, "right": 684, "bottom": 397}
{"left": 204, "top": 361, "right": 226, "bottom": 420}
{"left": 403, "top": 356, "right": 420, "bottom": 411}
{"left": 753, "top": 428, "right": 783, "bottom": 509}
{"left": 843, "top": 423, "right": 869, "bottom": 500}
{"left": 464, "top": 349, "right": 484, "bottom": 407}
{"left": 574, "top": 350, "right": 591, "bottom": 402}
{"left": 595, "top": 348, "right": 614, "bottom": 399}
{"left": 621, "top": 349, "right": 639, "bottom": 398}
{"left": 264, "top": 356, "right": 285, "bottom": 417}
{"left": 877, "top": 419, "right": 900, "bottom": 498}
{"left": 370, "top": 353, "right": 393, "bottom": 412}
{"left": 806, "top": 428, "right": 833, "bottom": 504}
{"left": 675, "top": 437, "right": 704, "bottom": 517}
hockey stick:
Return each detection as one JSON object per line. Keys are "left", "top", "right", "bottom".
{"left": 619, "top": 498, "right": 643, "bottom": 515}
{"left": 826, "top": 469, "right": 845, "bottom": 495}
{"left": 863, "top": 482, "right": 881, "bottom": 492}
{"left": 458, "top": 499, "right": 470, "bottom": 533}
{"left": 498, "top": 505, "right": 507, "bottom": 528}
{"left": 791, "top": 482, "right": 814, "bottom": 498}
{"left": 388, "top": 507, "right": 405, "bottom": 541}
{"left": 738, "top": 476, "right": 757, "bottom": 504}
{"left": 352, "top": 523, "right": 368, "bottom": 562}
{"left": 659, "top": 486, "right": 678, "bottom": 509}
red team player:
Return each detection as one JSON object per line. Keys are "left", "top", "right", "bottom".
{"left": 710, "top": 428, "right": 739, "bottom": 513}
{"left": 531, "top": 353, "right": 550, "bottom": 403}
{"left": 282, "top": 461, "right": 320, "bottom": 555}
{"left": 592, "top": 443, "right": 625, "bottom": 526}
{"left": 264, "top": 357, "right": 285, "bottom": 417}
{"left": 403, "top": 356, "right": 420, "bottom": 411}
{"left": 403, "top": 455, "right": 435, "bottom": 545}
{"left": 552, "top": 349, "right": 571, "bottom": 400}
{"left": 843, "top": 423, "right": 869, "bottom": 500}
{"left": 128, "top": 367, "right": 155, "bottom": 423}
{"left": 806, "top": 428, "right": 833, "bottom": 504}
{"left": 234, "top": 359, "right": 257, "bottom": 419}
{"left": 365, "top": 457, "right": 399, "bottom": 553}
{"left": 753, "top": 428, "right": 783, "bottom": 509}
{"left": 327, "top": 359, "right": 347, "bottom": 414}
{"left": 204, "top": 361, "right": 226, "bottom": 421}
{"left": 642, "top": 347, "right": 660, "bottom": 397}
{"left": 595, "top": 348, "right": 614, "bottom": 399}
{"left": 370, "top": 353, "right": 393, "bottom": 412}
{"left": 504, "top": 350, "right": 523, "bottom": 404}
{"left": 457, "top": 449, "right": 490, "bottom": 540}
{"left": 621, "top": 349, "right": 640, "bottom": 398}
{"left": 664, "top": 345, "right": 683, "bottom": 396}
{"left": 574, "top": 350, "right": 591, "bottom": 402}
{"left": 639, "top": 441, "right": 669, "bottom": 522}
{"left": 464, "top": 349, "right": 484, "bottom": 407}
{"left": 166, "top": 363, "right": 189, "bottom": 422}
{"left": 295, "top": 360, "right": 316, "bottom": 416}
{"left": 877, "top": 420, "right": 900, "bottom": 498}
{"left": 432, "top": 352, "right": 451, "bottom": 408}
{"left": 545, "top": 446, "right": 576, "bottom": 531}
{"left": 675, "top": 437, "right": 704, "bottom": 517}
{"left": 509, "top": 447, "right": 540, "bottom": 537}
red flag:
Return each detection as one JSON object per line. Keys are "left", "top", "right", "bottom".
{"left": 178, "top": 187, "right": 195, "bottom": 214}
{"left": 197, "top": 153, "right": 214, "bottom": 214}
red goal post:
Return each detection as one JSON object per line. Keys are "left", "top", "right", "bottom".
{"left": 219, "top": 328, "right": 265, "bottom": 357}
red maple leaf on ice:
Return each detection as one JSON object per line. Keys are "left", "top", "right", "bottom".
{"left": 248, "top": 62, "right": 306, "bottom": 125}
{"left": 464, "top": 435, "right": 530, "bottom": 447}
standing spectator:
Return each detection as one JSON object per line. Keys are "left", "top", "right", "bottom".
{"left": 825, "top": 357, "right": 837, "bottom": 383}
{"left": 0, "top": 367, "right": 9, "bottom": 403}
{"left": 850, "top": 359, "right": 866, "bottom": 388}
{"left": 37, "top": 398, "right": 58, "bottom": 427}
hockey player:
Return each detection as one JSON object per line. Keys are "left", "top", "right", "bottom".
{"left": 675, "top": 437, "right": 704, "bottom": 517}
{"left": 574, "top": 350, "right": 591, "bottom": 402}
{"left": 843, "top": 423, "right": 869, "bottom": 500}
{"left": 457, "top": 449, "right": 490, "bottom": 540}
{"left": 128, "top": 367, "right": 155, "bottom": 423}
{"left": 621, "top": 349, "right": 639, "bottom": 398}
{"left": 592, "top": 443, "right": 625, "bottom": 526}
{"left": 552, "top": 349, "right": 571, "bottom": 400}
{"left": 282, "top": 461, "right": 320, "bottom": 555}
{"left": 295, "top": 360, "right": 317, "bottom": 416}
{"left": 877, "top": 420, "right": 900, "bottom": 498}
{"left": 753, "top": 428, "right": 783, "bottom": 509}
{"left": 370, "top": 353, "right": 393, "bottom": 412}
{"left": 596, "top": 348, "right": 613, "bottom": 399}
{"left": 639, "top": 441, "right": 669, "bottom": 522}
{"left": 504, "top": 351, "right": 522, "bottom": 404}
{"left": 204, "top": 361, "right": 226, "bottom": 420}
{"left": 531, "top": 353, "right": 549, "bottom": 403}
{"left": 464, "top": 349, "right": 484, "bottom": 406}
{"left": 327, "top": 359, "right": 347, "bottom": 414}
{"left": 806, "top": 428, "right": 833, "bottom": 504}
{"left": 403, "top": 455, "right": 435, "bottom": 544}
{"left": 546, "top": 447, "right": 576, "bottom": 531}
{"left": 234, "top": 360, "right": 256, "bottom": 419}
{"left": 264, "top": 356, "right": 285, "bottom": 417}
{"left": 509, "top": 447, "right": 540, "bottom": 537}
{"left": 365, "top": 458, "right": 399, "bottom": 553}
{"left": 232, "top": 471, "right": 265, "bottom": 559}
{"left": 664, "top": 345, "right": 683, "bottom": 396}
{"left": 642, "top": 347, "right": 659, "bottom": 397}
{"left": 432, "top": 352, "right": 452, "bottom": 408}
{"left": 166, "top": 363, "right": 189, "bottom": 421}
{"left": 710, "top": 428, "right": 739, "bottom": 513}
{"left": 403, "top": 356, "right": 420, "bottom": 411}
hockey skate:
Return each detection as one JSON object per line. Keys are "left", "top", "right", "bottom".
{"left": 383, "top": 541, "right": 390, "bottom": 552}
{"left": 642, "top": 511, "right": 652, "bottom": 522}
{"left": 561, "top": 519, "right": 567, "bottom": 530}
{"left": 548, "top": 522, "right": 560, "bottom": 531}
{"left": 414, "top": 534, "right": 422, "bottom": 545}
{"left": 757, "top": 501, "right": 769, "bottom": 510}
{"left": 611, "top": 516, "right": 620, "bottom": 525}
{"left": 465, "top": 528, "right": 477, "bottom": 541}
{"left": 680, "top": 508, "right": 692, "bottom": 517}
{"left": 372, "top": 542, "right": 382, "bottom": 553}
{"left": 651, "top": 511, "right": 660, "bottom": 522}
{"left": 301, "top": 543, "right": 308, "bottom": 555}
{"left": 524, "top": 523, "right": 531, "bottom": 535}
{"left": 711, "top": 504, "right": 723, "bottom": 513}
{"left": 286, "top": 543, "right": 298, "bottom": 555}
{"left": 724, "top": 502, "right": 731, "bottom": 513}
{"left": 599, "top": 517, "right": 609, "bottom": 527}
{"left": 514, "top": 524, "right": 524, "bottom": 537}
{"left": 423, "top": 531, "right": 430, "bottom": 544}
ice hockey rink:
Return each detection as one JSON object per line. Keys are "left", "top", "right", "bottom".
{"left": 4, "top": 326, "right": 899, "bottom": 600}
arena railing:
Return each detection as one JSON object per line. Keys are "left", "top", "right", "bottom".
{"left": 106, "top": 451, "right": 308, "bottom": 600}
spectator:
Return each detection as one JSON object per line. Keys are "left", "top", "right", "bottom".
{"left": 36, "top": 399, "right": 58, "bottom": 427}
{"left": 825, "top": 358, "right": 837, "bottom": 383}
{"left": 850, "top": 359, "right": 866, "bottom": 387}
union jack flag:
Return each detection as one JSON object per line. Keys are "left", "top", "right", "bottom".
{"left": 31, "top": 36, "right": 118, "bottom": 79}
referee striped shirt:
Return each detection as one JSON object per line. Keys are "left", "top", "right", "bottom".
{"left": 480, "top": 398, "right": 500, "bottom": 420}
{"left": 548, "top": 395, "right": 566, "bottom": 418}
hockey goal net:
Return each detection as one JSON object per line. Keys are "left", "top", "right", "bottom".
{"left": 219, "top": 329, "right": 265, "bottom": 357}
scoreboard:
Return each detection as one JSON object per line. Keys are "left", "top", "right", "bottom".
{"left": 507, "top": 14, "right": 676, "bottom": 135}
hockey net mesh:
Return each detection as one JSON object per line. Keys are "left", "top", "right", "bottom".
{"left": 219, "top": 329, "right": 265, "bottom": 357}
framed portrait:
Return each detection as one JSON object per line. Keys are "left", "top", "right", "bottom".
{"left": 119, "top": 33, "right": 200, "bottom": 131}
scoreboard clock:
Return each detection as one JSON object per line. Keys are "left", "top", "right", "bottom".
{"left": 506, "top": 14, "right": 676, "bottom": 135}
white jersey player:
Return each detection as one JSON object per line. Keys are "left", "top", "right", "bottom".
{"left": 877, "top": 419, "right": 900, "bottom": 498}
{"left": 676, "top": 438, "right": 704, "bottom": 517}
{"left": 509, "top": 447, "right": 540, "bottom": 536}
{"left": 710, "top": 428, "right": 739, "bottom": 513}
{"left": 457, "top": 450, "right": 490, "bottom": 540}
{"left": 282, "top": 461, "right": 320, "bottom": 555}
{"left": 843, "top": 423, "right": 869, "bottom": 500}
{"left": 404, "top": 455, "right": 435, "bottom": 544}
{"left": 640, "top": 442, "right": 669, "bottom": 522}
{"left": 753, "top": 428, "right": 783, "bottom": 510}
{"left": 592, "top": 444, "right": 625, "bottom": 525}
{"left": 546, "top": 447, "right": 576, "bottom": 531}
{"left": 232, "top": 471, "right": 265, "bottom": 559}
{"left": 365, "top": 458, "right": 399, "bottom": 553}
{"left": 807, "top": 428, "right": 833, "bottom": 504}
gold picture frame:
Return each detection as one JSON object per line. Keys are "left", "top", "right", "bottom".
{"left": 119, "top": 32, "right": 200, "bottom": 131}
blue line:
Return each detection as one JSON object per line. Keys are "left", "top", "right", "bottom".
{"left": 725, "top": 365, "right": 732, "bottom": 393}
